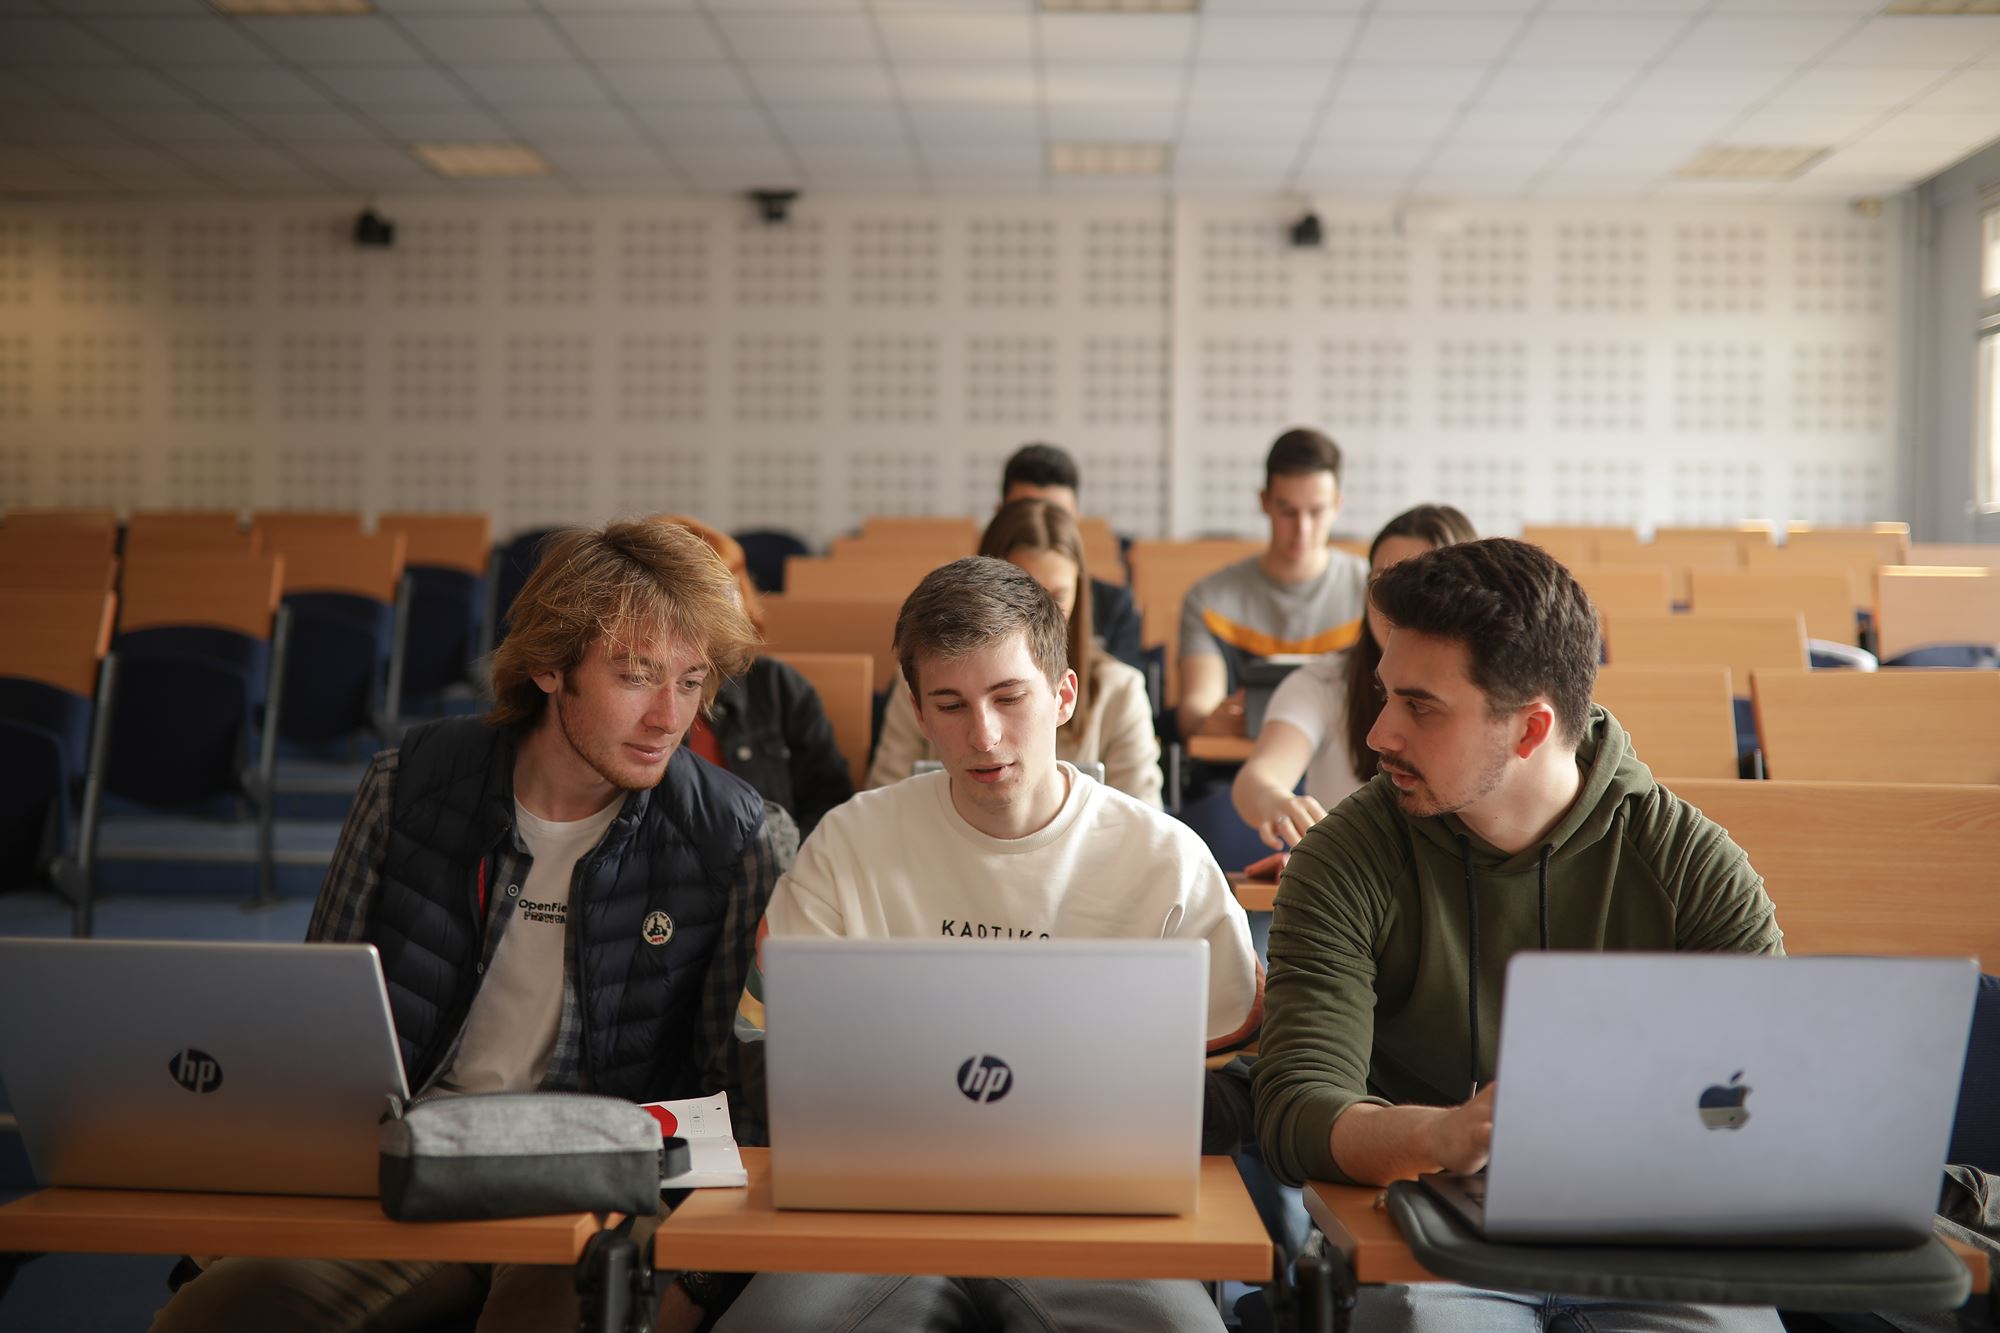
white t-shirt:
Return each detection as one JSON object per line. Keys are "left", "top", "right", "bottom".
{"left": 1260, "top": 651, "right": 1366, "bottom": 812}
{"left": 760, "top": 765, "right": 1260, "bottom": 1048}
{"left": 438, "top": 795, "right": 624, "bottom": 1095}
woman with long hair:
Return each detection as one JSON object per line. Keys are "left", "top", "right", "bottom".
{"left": 1231, "top": 504, "right": 1476, "bottom": 850}
{"left": 867, "top": 498, "right": 1163, "bottom": 807}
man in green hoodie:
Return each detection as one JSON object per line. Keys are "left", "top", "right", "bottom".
{"left": 1254, "top": 537, "right": 1784, "bottom": 1330}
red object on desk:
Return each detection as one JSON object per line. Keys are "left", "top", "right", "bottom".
{"left": 1242, "top": 851, "right": 1288, "bottom": 880}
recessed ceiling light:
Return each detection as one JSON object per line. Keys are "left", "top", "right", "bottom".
{"left": 1040, "top": 0, "right": 1197, "bottom": 10}
{"left": 210, "top": 0, "right": 373, "bottom": 13}
{"left": 1881, "top": 0, "right": 2000, "bottom": 13}
{"left": 1676, "top": 145, "right": 1831, "bottom": 181}
{"left": 413, "top": 143, "right": 553, "bottom": 178}
{"left": 1048, "top": 142, "right": 1171, "bottom": 175}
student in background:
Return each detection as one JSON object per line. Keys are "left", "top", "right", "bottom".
{"left": 868, "top": 499, "right": 1162, "bottom": 807}
{"left": 728, "top": 556, "right": 1260, "bottom": 1333}
{"left": 152, "top": 519, "right": 795, "bottom": 1333}
{"left": 664, "top": 515, "right": 855, "bottom": 839}
{"left": 1176, "top": 427, "right": 1369, "bottom": 741}
{"left": 1232, "top": 505, "right": 1477, "bottom": 851}
{"left": 1254, "top": 538, "right": 1783, "bottom": 1333}
{"left": 1000, "top": 441, "right": 1146, "bottom": 673}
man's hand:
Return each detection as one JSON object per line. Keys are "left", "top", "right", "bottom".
{"left": 1424, "top": 1083, "right": 1496, "bottom": 1176}
{"left": 1256, "top": 793, "right": 1328, "bottom": 851}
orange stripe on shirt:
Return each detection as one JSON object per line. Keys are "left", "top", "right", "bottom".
{"left": 1206, "top": 960, "right": 1266, "bottom": 1056}
{"left": 1199, "top": 610, "right": 1362, "bottom": 659}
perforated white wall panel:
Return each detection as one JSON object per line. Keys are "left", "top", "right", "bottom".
{"left": 0, "top": 196, "right": 1906, "bottom": 543}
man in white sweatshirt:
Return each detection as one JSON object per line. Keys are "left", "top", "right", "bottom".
{"left": 723, "top": 555, "right": 1262, "bottom": 1333}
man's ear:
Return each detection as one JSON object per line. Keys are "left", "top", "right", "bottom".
{"left": 1052, "top": 668, "right": 1079, "bottom": 728}
{"left": 532, "top": 666, "right": 561, "bottom": 697}
{"left": 1515, "top": 701, "right": 1559, "bottom": 759}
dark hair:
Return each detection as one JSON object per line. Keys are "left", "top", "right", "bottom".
{"left": 1343, "top": 505, "right": 1479, "bottom": 778}
{"left": 980, "top": 498, "right": 1094, "bottom": 731}
{"left": 895, "top": 556, "right": 1069, "bottom": 707}
{"left": 1264, "top": 427, "right": 1343, "bottom": 490}
{"left": 1001, "top": 443, "right": 1080, "bottom": 497}
{"left": 1369, "top": 538, "right": 1599, "bottom": 746}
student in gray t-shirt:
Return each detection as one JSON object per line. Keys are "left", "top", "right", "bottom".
{"left": 1176, "top": 427, "right": 1368, "bottom": 740}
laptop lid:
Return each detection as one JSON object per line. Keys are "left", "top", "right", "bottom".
{"left": 0, "top": 938, "right": 410, "bottom": 1198}
{"left": 1480, "top": 953, "right": 1977, "bottom": 1245}
{"left": 763, "top": 937, "right": 1207, "bottom": 1216}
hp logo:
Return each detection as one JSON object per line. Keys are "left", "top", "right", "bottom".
{"left": 957, "top": 1054, "right": 1013, "bottom": 1104}
{"left": 169, "top": 1048, "right": 224, "bottom": 1095}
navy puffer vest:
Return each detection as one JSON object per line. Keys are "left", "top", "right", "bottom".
{"left": 370, "top": 717, "right": 766, "bottom": 1100}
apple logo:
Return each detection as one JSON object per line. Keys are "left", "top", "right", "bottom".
{"left": 1698, "top": 1070, "right": 1752, "bottom": 1130}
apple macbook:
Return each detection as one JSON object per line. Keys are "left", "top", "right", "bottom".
{"left": 0, "top": 937, "right": 410, "bottom": 1197}
{"left": 1420, "top": 952, "right": 1978, "bottom": 1247}
{"left": 762, "top": 937, "right": 1207, "bottom": 1215}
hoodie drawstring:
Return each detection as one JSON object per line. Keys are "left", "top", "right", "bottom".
{"left": 1459, "top": 836, "right": 1555, "bottom": 1100}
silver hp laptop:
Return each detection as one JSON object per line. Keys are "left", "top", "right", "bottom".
{"left": 1422, "top": 953, "right": 1978, "bottom": 1247}
{"left": 764, "top": 937, "right": 1207, "bottom": 1215}
{"left": 0, "top": 938, "right": 410, "bottom": 1197}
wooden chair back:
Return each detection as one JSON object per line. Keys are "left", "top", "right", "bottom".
{"left": 767, "top": 651, "right": 874, "bottom": 789}
{"left": 267, "top": 532, "right": 406, "bottom": 603}
{"left": 1687, "top": 569, "right": 1858, "bottom": 646}
{"left": 0, "top": 546, "right": 118, "bottom": 592}
{"left": 1519, "top": 526, "right": 1642, "bottom": 564}
{"left": 784, "top": 553, "right": 949, "bottom": 605}
{"left": 378, "top": 513, "right": 492, "bottom": 576}
{"left": 1785, "top": 523, "right": 1911, "bottom": 567}
{"left": 1743, "top": 542, "right": 1880, "bottom": 610}
{"left": 125, "top": 511, "right": 255, "bottom": 560}
{"left": 1127, "top": 538, "right": 1263, "bottom": 705}
{"left": 1750, "top": 668, "right": 2000, "bottom": 785}
{"left": 1078, "top": 516, "right": 1122, "bottom": 586}
{"left": 120, "top": 554, "right": 284, "bottom": 639}
{"left": 1601, "top": 612, "right": 1808, "bottom": 695}
{"left": 0, "top": 509, "right": 119, "bottom": 550}
{"left": 1573, "top": 565, "right": 1674, "bottom": 619}
{"left": 1592, "top": 665, "right": 1738, "bottom": 780}
{"left": 1602, "top": 538, "right": 1739, "bottom": 603}
{"left": 759, "top": 596, "right": 905, "bottom": 691}
{"left": 1874, "top": 567, "right": 2000, "bottom": 661}
{"left": 0, "top": 525, "right": 118, "bottom": 567}
{"left": 859, "top": 516, "right": 981, "bottom": 548}
{"left": 1669, "top": 779, "right": 2000, "bottom": 963}
{"left": 1909, "top": 543, "right": 2000, "bottom": 570}
{"left": 251, "top": 510, "right": 366, "bottom": 553}
{"left": 0, "top": 588, "right": 117, "bottom": 696}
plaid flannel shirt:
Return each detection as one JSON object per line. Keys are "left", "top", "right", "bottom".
{"left": 307, "top": 747, "right": 795, "bottom": 1125}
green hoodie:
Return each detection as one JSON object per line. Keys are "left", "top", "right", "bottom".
{"left": 1252, "top": 706, "right": 1784, "bottom": 1187}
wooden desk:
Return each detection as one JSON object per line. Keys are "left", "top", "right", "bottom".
{"left": 0, "top": 1188, "right": 606, "bottom": 1265}
{"left": 1303, "top": 1181, "right": 1990, "bottom": 1295}
{"left": 1228, "top": 871, "right": 1279, "bottom": 913}
{"left": 655, "top": 1148, "right": 1274, "bottom": 1282}
{"left": 1188, "top": 735, "right": 1253, "bottom": 763}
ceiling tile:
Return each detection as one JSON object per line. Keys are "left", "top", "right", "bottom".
{"left": 769, "top": 102, "right": 905, "bottom": 141}
{"left": 1411, "top": 167, "right": 1531, "bottom": 195}
{"left": 458, "top": 63, "right": 612, "bottom": 105}
{"left": 1913, "top": 69, "right": 2000, "bottom": 113}
{"left": 84, "top": 16, "right": 268, "bottom": 63}
{"left": 1196, "top": 16, "right": 1355, "bottom": 64}
{"left": 915, "top": 140, "right": 1039, "bottom": 170}
{"left": 312, "top": 65, "right": 469, "bottom": 105}
{"left": 60, "top": 141, "right": 194, "bottom": 172}
{"left": 1305, "top": 138, "right": 1428, "bottom": 171}
{"left": 1765, "top": 67, "right": 1950, "bottom": 112}
{"left": 1370, "top": 0, "right": 1535, "bottom": 10}
{"left": 0, "top": 74, "right": 63, "bottom": 108}
{"left": 876, "top": 12, "right": 1030, "bottom": 61}
{"left": 1709, "top": 0, "right": 1876, "bottom": 12}
{"left": 541, "top": 141, "right": 666, "bottom": 171}
{"left": 165, "top": 140, "right": 302, "bottom": 171}
{"left": 1545, "top": 0, "right": 1702, "bottom": 10}
{"left": 1509, "top": 15, "right": 1684, "bottom": 65}
{"left": 791, "top": 140, "right": 915, "bottom": 169}
{"left": 704, "top": 0, "right": 863, "bottom": 11}
{"left": 254, "top": 107, "right": 382, "bottom": 141}
{"left": 23, "top": 65, "right": 197, "bottom": 106}
{"left": 671, "top": 139, "right": 793, "bottom": 171}
{"left": 1532, "top": 173, "right": 1666, "bottom": 197}
{"left": 1861, "top": 110, "right": 2000, "bottom": 147}
{"left": 57, "top": 0, "right": 215, "bottom": 16}
{"left": 1619, "top": 66, "right": 1796, "bottom": 114}
{"left": 241, "top": 16, "right": 428, "bottom": 64}
{"left": 635, "top": 103, "right": 772, "bottom": 141}
{"left": 139, "top": 106, "right": 260, "bottom": 140}
{"left": 1043, "top": 100, "right": 1176, "bottom": 139}
{"left": 367, "top": 103, "right": 510, "bottom": 139}
{"left": 1334, "top": 64, "right": 1485, "bottom": 105}
{"left": 398, "top": 15, "right": 571, "bottom": 62}
{"left": 1180, "top": 100, "right": 1319, "bottom": 142}
{"left": 713, "top": 13, "right": 876, "bottom": 61}
{"left": 171, "top": 65, "right": 334, "bottom": 108}
{"left": 743, "top": 62, "right": 895, "bottom": 103}
{"left": 375, "top": 0, "right": 536, "bottom": 11}
{"left": 1187, "top": 64, "right": 1326, "bottom": 104}
{"left": 1429, "top": 137, "right": 1559, "bottom": 169}
{"left": 1456, "top": 107, "right": 1594, "bottom": 141}
{"left": 1476, "top": 66, "right": 1634, "bottom": 107}
{"left": 906, "top": 100, "right": 1038, "bottom": 139}
{"left": 1175, "top": 139, "right": 1298, "bottom": 171}
{"left": 896, "top": 64, "right": 1036, "bottom": 101}
{"left": 597, "top": 63, "right": 751, "bottom": 105}
{"left": 1817, "top": 16, "right": 2000, "bottom": 68}
{"left": 1351, "top": 16, "right": 1521, "bottom": 63}
{"left": 307, "top": 139, "right": 427, "bottom": 168}
{"left": 1042, "top": 63, "right": 1181, "bottom": 102}
{"left": 1314, "top": 102, "right": 1458, "bottom": 142}
{"left": 1662, "top": 18, "right": 1854, "bottom": 68}
{"left": 508, "top": 104, "right": 641, "bottom": 141}
{"left": 1039, "top": 14, "right": 1192, "bottom": 63}
{"left": 569, "top": 176, "right": 687, "bottom": 196}
{"left": 552, "top": 14, "right": 723, "bottom": 62}
{"left": 0, "top": 18, "right": 140, "bottom": 64}
{"left": 1728, "top": 109, "right": 1879, "bottom": 142}
{"left": 1585, "top": 110, "right": 1736, "bottom": 145}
